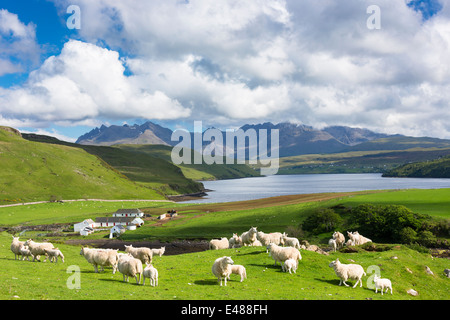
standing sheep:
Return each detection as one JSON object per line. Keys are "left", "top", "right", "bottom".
{"left": 151, "top": 246, "right": 165, "bottom": 257}
{"left": 24, "top": 239, "right": 54, "bottom": 262}
{"left": 211, "top": 256, "right": 234, "bottom": 286}
{"left": 44, "top": 248, "right": 65, "bottom": 263}
{"left": 124, "top": 244, "right": 153, "bottom": 265}
{"left": 11, "top": 237, "right": 25, "bottom": 260}
{"left": 117, "top": 254, "right": 143, "bottom": 285}
{"left": 143, "top": 264, "right": 159, "bottom": 286}
{"left": 373, "top": 275, "right": 393, "bottom": 295}
{"left": 328, "top": 258, "right": 366, "bottom": 288}
{"left": 229, "top": 233, "right": 242, "bottom": 248}
{"left": 19, "top": 246, "right": 33, "bottom": 261}
{"left": 228, "top": 265, "right": 247, "bottom": 282}
{"left": 281, "top": 233, "right": 301, "bottom": 250}
{"left": 267, "top": 243, "right": 302, "bottom": 269}
{"left": 328, "top": 239, "right": 337, "bottom": 252}
{"left": 282, "top": 258, "right": 298, "bottom": 274}
{"left": 332, "top": 231, "right": 345, "bottom": 249}
{"left": 240, "top": 227, "right": 258, "bottom": 246}
{"left": 209, "top": 237, "right": 229, "bottom": 250}
{"left": 79, "top": 247, "right": 119, "bottom": 274}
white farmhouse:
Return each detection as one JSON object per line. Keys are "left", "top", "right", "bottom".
{"left": 95, "top": 217, "right": 144, "bottom": 228}
{"left": 74, "top": 219, "right": 95, "bottom": 232}
{"left": 112, "top": 209, "right": 144, "bottom": 218}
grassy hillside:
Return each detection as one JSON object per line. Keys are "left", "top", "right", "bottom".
{"left": 383, "top": 156, "right": 450, "bottom": 178}
{"left": 0, "top": 127, "right": 165, "bottom": 204}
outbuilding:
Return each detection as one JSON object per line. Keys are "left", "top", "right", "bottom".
{"left": 74, "top": 219, "right": 95, "bottom": 232}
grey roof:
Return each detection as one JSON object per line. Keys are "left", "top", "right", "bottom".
{"left": 96, "top": 217, "right": 134, "bottom": 223}
{"left": 114, "top": 209, "right": 143, "bottom": 214}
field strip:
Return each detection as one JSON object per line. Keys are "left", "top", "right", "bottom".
{"left": 0, "top": 198, "right": 174, "bottom": 208}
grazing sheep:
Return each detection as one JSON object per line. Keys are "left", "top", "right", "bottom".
{"left": 240, "top": 227, "right": 258, "bottom": 246}
{"left": 118, "top": 254, "right": 143, "bottom": 285}
{"left": 347, "top": 231, "right": 372, "bottom": 245}
{"left": 79, "top": 247, "right": 119, "bottom": 274}
{"left": 257, "top": 231, "right": 284, "bottom": 252}
{"left": 124, "top": 244, "right": 153, "bottom": 265}
{"left": 24, "top": 239, "right": 54, "bottom": 262}
{"left": 151, "top": 247, "right": 165, "bottom": 257}
{"left": 328, "top": 258, "right": 366, "bottom": 288}
{"left": 212, "top": 256, "right": 234, "bottom": 286}
{"left": 333, "top": 231, "right": 345, "bottom": 249}
{"left": 44, "top": 248, "right": 65, "bottom": 263}
{"left": 229, "top": 233, "right": 242, "bottom": 248}
{"left": 373, "top": 275, "right": 393, "bottom": 295}
{"left": 11, "top": 237, "right": 25, "bottom": 260}
{"left": 143, "top": 264, "right": 158, "bottom": 286}
{"left": 227, "top": 264, "right": 247, "bottom": 282}
{"left": 282, "top": 258, "right": 298, "bottom": 274}
{"left": 281, "top": 234, "right": 301, "bottom": 249}
{"left": 209, "top": 237, "right": 229, "bottom": 250}
{"left": 267, "top": 243, "right": 302, "bottom": 269}
{"left": 19, "top": 246, "right": 33, "bottom": 261}
{"left": 328, "top": 239, "right": 337, "bottom": 252}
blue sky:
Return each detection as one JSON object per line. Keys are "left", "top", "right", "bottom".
{"left": 0, "top": 0, "right": 449, "bottom": 142}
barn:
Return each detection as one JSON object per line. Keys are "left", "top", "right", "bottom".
{"left": 74, "top": 219, "right": 95, "bottom": 232}
{"left": 112, "top": 208, "right": 144, "bottom": 218}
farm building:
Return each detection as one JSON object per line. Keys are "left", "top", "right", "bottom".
{"left": 112, "top": 208, "right": 144, "bottom": 218}
{"left": 74, "top": 219, "right": 95, "bottom": 232}
{"left": 109, "top": 225, "right": 126, "bottom": 238}
{"left": 95, "top": 217, "right": 144, "bottom": 228}
{"left": 80, "top": 226, "right": 94, "bottom": 236}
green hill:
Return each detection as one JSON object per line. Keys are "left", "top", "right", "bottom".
{"left": 383, "top": 156, "right": 450, "bottom": 178}
{"left": 0, "top": 127, "right": 166, "bottom": 204}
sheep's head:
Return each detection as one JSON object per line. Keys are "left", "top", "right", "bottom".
{"left": 329, "top": 258, "right": 340, "bottom": 268}
{"left": 224, "top": 256, "right": 234, "bottom": 265}
{"left": 373, "top": 275, "right": 380, "bottom": 282}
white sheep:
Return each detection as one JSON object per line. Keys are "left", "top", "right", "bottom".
{"left": 44, "top": 248, "right": 65, "bottom": 263}
{"left": 117, "top": 254, "right": 143, "bottom": 285}
{"left": 228, "top": 264, "right": 247, "bottom": 282}
{"left": 332, "top": 231, "right": 345, "bottom": 249}
{"left": 79, "top": 247, "right": 119, "bottom": 273}
{"left": 229, "top": 233, "right": 242, "bottom": 248}
{"left": 347, "top": 231, "right": 372, "bottom": 245}
{"left": 373, "top": 275, "right": 393, "bottom": 295}
{"left": 19, "top": 245, "right": 33, "bottom": 261}
{"left": 282, "top": 258, "right": 298, "bottom": 274}
{"left": 209, "top": 237, "right": 229, "bottom": 250}
{"left": 257, "top": 231, "right": 284, "bottom": 252}
{"left": 240, "top": 227, "right": 258, "bottom": 246}
{"left": 328, "top": 258, "right": 366, "bottom": 288}
{"left": 143, "top": 264, "right": 159, "bottom": 286}
{"left": 151, "top": 246, "right": 165, "bottom": 257}
{"left": 212, "top": 256, "right": 234, "bottom": 286}
{"left": 11, "top": 236, "right": 25, "bottom": 260}
{"left": 281, "top": 234, "right": 301, "bottom": 250}
{"left": 328, "top": 239, "right": 337, "bottom": 252}
{"left": 24, "top": 239, "right": 54, "bottom": 262}
{"left": 267, "top": 243, "right": 302, "bottom": 269}
{"left": 124, "top": 244, "right": 153, "bottom": 265}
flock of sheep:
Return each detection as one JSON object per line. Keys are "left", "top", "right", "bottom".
{"left": 209, "top": 227, "right": 393, "bottom": 295}
{"left": 10, "top": 227, "right": 393, "bottom": 295}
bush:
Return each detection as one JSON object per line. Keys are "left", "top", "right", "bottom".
{"left": 302, "top": 208, "right": 343, "bottom": 234}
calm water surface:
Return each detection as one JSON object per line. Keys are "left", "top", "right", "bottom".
{"left": 180, "top": 173, "right": 450, "bottom": 203}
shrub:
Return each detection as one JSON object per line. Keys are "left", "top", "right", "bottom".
{"left": 302, "top": 208, "right": 342, "bottom": 234}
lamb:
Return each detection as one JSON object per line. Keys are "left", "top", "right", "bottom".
{"left": 281, "top": 234, "right": 301, "bottom": 250}
{"left": 124, "top": 244, "right": 153, "bottom": 265}
{"left": 211, "top": 256, "right": 234, "bottom": 286}
{"left": 151, "top": 246, "right": 165, "bottom": 257}
{"left": 117, "top": 254, "right": 143, "bottom": 285}
{"left": 267, "top": 243, "right": 302, "bottom": 269}
{"left": 373, "top": 275, "right": 393, "bottom": 295}
{"left": 79, "top": 247, "right": 119, "bottom": 273}
{"left": 282, "top": 258, "right": 298, "bottom": 274}
{"left": 44, "top": 248, "right": 65, "bottom": 263}
{"left": 143, "top": 264, "right": 158, "bottom": 286}
{"left": 227, "top": 264, "right": 247, "bottom": 282}
{"left": 11, "top": 236, "right": 25, "bottom": 260}
{"left": 347, "top": 231, "right": 372, "bottom": 245}
{"left": 332, "top": 231, "right": 345, "bottom": 249}
{"left": 328, "top": 239, "right": 337, "bottom": 252}
{"left": 19, "top": 246, "right": 33, "bottom": 261}
{"left": 24, "top": 239, "right": 54, "bottom": 262}
{"left": 240, "top": 227, "right": 258, "bottom": 246}
{"left": 354, "top": 231, "right": 372, "bottom": 245}
{"left": 229, "top": 233, "right": 242, "bottom": 248}
{"left": 209, "top": 237, "right": 229, "bottom": 250}
{"left": 328, "top": 258, "right": 366, "bottom": 288}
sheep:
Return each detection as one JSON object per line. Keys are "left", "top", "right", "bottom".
{"left": 373, "top": 275, "right": 393, "bottom": 295}
{"left": 227, "top": 264, "right": 247, "bottom": 282}
{"left": 328, "top": 239, "right": 337, "bottom": 252}
{"left": 282, "top": 258, "right": 298, "bottom": 274}
{"left": 347, "top": 231, "right": 372, "bottom": 245}
{"left": 24, "top": 239, "right": 54, "bottom": 262}
{"left": 257, "top": 231, "right": 284, "bottom": 252}
{"left": 151, "top": 246, "right": 165, "bottom": 257}
{"left": 79, "top": 247, "right": 119, "bottom": 273}
{"left": 209, "top": 237, "right": 229, "bottom": 250}
{"left": 117, "top": 254, "right": 143, "bottom": 285}
{"left": 44, "top": 248, "right": 65, "bottom": 263}
{"left": 228, "top": 233, "right": 242, "bottom": 248}
{"left": 11, "top": 236, "right": 25, "bottom": 260}
{"left": 281, "top": 233, "right": 301, "bottom": 250}
{"left": 240, "top": 227, "right": 258, "bottom": 246}
{"left": 143, "top": 264, "right": 158, "bottom": 286}
{"left": 124, "top": 244, "right": 153, "bottom": 265}
{"left": 328, "top": 258, "right": 366, "bottom": 288}
{"left": 19, "top": 246, "right": 34, "bottom": 261}
{"left": 267, "top": 243, "right": 302, "bottom": 269}
{"left": 211, "top": 256, "right": 234, "bottom": 286}
{"left": 332, "top": 231, "right": 345, "bottom": 249}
